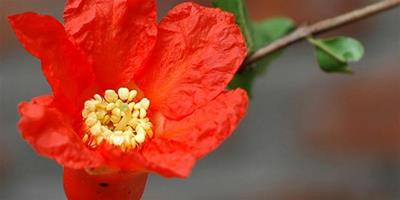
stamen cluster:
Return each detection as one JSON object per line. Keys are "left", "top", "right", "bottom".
{"left": 82, "top": 88, "right": 153, "bottom": 151}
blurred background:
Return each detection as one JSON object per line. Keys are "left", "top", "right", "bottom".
{"left": 1, "top": 0, "right": 399, "bottom": 199}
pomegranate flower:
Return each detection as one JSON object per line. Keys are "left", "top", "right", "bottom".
{"left": 9, "top": 0, "right": 247, "bottom": 199}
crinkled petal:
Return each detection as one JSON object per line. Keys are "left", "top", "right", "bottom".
{"left": 137, "top": 2, "right": 247, "bottom": 119}
{"left": 141, "top": 138, "right": 196, "bottom": 178}
{"left": 137, "top": 89, "right": 247, "bottom": 178}
{"left": 96, "top": 139, "right": 195, "bottom": 178}
{"left": 64, "top": 0, "right": 157, "bottom": 89}
{"left": 18, "top": 95, "right": 103, "bottom": 169}
{"left": 8, "top": 13, "right": 95, "bottom": 117}
{"left": 161, "top": 89, "right": 248, "bottom": 159}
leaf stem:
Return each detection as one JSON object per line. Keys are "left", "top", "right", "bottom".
{"left": 245, "top": 0, "right": 400, "bottom": 65}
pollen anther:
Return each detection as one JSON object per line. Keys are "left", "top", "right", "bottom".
{"left": 82, "top": 88, "right": 153, "bottom": 151}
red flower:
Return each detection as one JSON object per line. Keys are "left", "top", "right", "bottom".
{"left": 10, "top": 0, "right": 247, "bottom": 190}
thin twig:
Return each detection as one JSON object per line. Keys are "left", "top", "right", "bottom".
{"left": 245, "top": 0, "right": 400, "bottom": 65}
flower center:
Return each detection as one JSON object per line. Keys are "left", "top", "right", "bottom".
{"left": 81, "top": 88, "right": 153, "bottom": 151}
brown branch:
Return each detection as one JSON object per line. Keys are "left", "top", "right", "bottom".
{"left": 245, "top": 0, "right": 400, "bottom": 65}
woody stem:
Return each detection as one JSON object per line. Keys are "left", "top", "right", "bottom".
{"left": 245, "top": 0, "right": 400, "bottom": 65}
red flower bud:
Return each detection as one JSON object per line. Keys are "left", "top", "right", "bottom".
{"left": 64, "top": 168, "right": 148, "bottom": 200}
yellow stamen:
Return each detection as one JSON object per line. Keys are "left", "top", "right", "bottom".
{"left": 81, "top": 88, "right": 153, "bottom": 151}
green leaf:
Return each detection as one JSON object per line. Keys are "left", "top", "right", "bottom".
{"left": 228, "top": 70, "right": 258, "bottom": 94}
{"left": 308, "top": 37, "right": 364, "bottom": 73}
{"left": 249, "top": 17, "right": 294, "bottom": 74}
{"left": 212, "top": 0, "right": 255, "bottom": 52}
{"left": 253, "top": 17, "right": 295, "bottom": 46}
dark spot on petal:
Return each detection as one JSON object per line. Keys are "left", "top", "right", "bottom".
{"left": 99, "top": 182, "right": 109, "bottom": 187}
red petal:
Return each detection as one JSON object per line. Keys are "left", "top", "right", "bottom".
{"left": 137, "top": 89, "right": 247, "bottom": 178}
{"left": 95, "top": 139, "right": 195, "bottom": 178}
{"left": 18, "top": 95, "right": 103, "bottom": 169}
{"left": 161, "top": 89, "right": 248, "bottom": 159}
{"left": 8, "top": 13, "right": 95, "bottom": 117}
{"left": 141, "top": 138, "right": 196, "bottom": 178}
{"left": 137, "top": 2, "right": 247, "bottom": 119}
{"left": 64, "top": 0, "right": 157, "bottom": 89}
{"left": 95, "top": 144, "right": 147, "bottom": 171}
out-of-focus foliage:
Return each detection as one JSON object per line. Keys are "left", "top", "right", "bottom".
{"left": 253, "top": 18, "right": 295, "bottom": 44}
